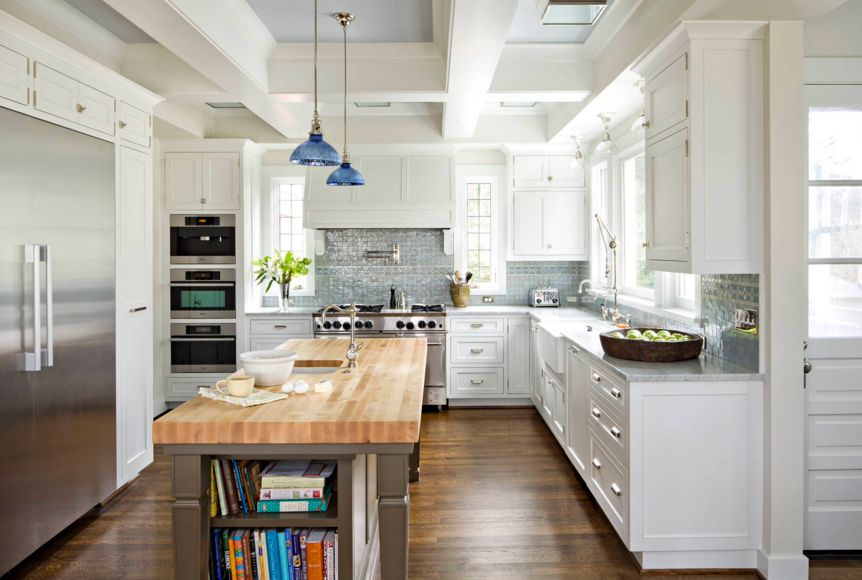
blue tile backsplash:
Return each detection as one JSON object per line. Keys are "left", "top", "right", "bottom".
{"left": 279, "top": 228, "right": 759, "bottom": 371}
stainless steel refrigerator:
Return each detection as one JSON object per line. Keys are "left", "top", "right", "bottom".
{"left": 0, "top": 107, "right": 117, "bottom": 575}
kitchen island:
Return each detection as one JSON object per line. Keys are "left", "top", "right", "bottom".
{"left": 154, "top": 337, "right": 426, "bottom": 580}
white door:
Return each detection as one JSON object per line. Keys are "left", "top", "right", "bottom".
{"left": 566, "top": 344, "right": 588, "bottom": 476}
{"left": 513, "top": 191, "right": 544, "bottom": 255}
{"left": 804, "top": 88, "right": 862, "bottom": 550}
{"left": 116, "top": 147, "right": 153, "bottom": 485}
{"left": 544, "top": 190, "right": 587, "bottom": 257}
{"left": 506, "top": 318, "right": 530, "bottom": 394}
{"left": 513, "top": 156, "right": 548, "bottom": 188}
{"left": 202, "top": 152, "right": 240, "bottom": 209}
{"left": 0, "top": 44, "right": 29, "bottom": 106}
{"left": 164, "top": 153, "right": 202, "bottom": 210}
{"left": 644, "top": 51, "right": 688, "bottom": 142}
{"left": 645, "top": 127, "right": 690, "bottom": 263}
{"left": 548, "top": 156, "right": 585, "bottom": 188}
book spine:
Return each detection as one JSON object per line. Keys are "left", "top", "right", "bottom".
{"left": 220, "top": 459, "right": 242, "bottom": 515}
{"left": 210, "top": 462, "right": 218, "bottom": 518}
{"left": 261, "top": 477, "right": 326, "bottom": 489}
{"left": 256, "top": 498, "right": 328, "bottom": 513}
{"left": 267, "top": 529, "right": 282, "bottom": 580}
{"left": 213, "top": 460, "right": 228, "bottom": 516}
{"left": 334, "top": 532, "right": 338, "bottom": 580}
{"left": 300, "top": 530, "right": 309, "bottom": 580}
{"left": 239, "top": 460, "right": 257, "bottom": 513}
{"left": 306, "top": 539, "right": 324, "bottom": 580}
{"left": 243, "top": 530, "right": 253, "bottom": 580}
{"left": 250, "top": 531, "right": 260, "bottom": 580}
{"left": 221, "top": 529, "right": 232, "bottom": 578}
{"left": 291, "top": 530, "right": 302, "bottom": 580}
{"left": 233, "top": 460, "right": 248, "bottom": 513}
{"left": 260, "top": 487, "right": 324, "bottom": 500}
{"left": 233, "top": 532, "right": 246, "bottom": 579}
{"left": 210, "top": 528, "right": 221, "bottom": 580}
{"left": 260, "top": 530, "right": 269, "bottom": 580}
{"left": 278, "top": 530, "right": 290, "bottom": 580}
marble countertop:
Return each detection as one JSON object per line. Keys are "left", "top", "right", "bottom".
{"left": 245, "top": 306, "right": 321, "bottom": 316}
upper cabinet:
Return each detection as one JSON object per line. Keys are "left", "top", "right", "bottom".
{"left": 305, "top": 153, "right": 454, "bottom": 228}
{"left": 512, "top": 190, "right": 587, "bottom": 260}
{"left": 116, "top": 101, "right": 152, "bottom": 148}
{"left": 164, "top": 152, "right": 241, "bottom": 211}
{"left": 34, "top": 63, "right": 115, "bottom": 136}
{"left": 513, "top": 155, "right": 585, "bottom": 189}
{"left": 634, "top": 22, "right": 765, "bottom": 274}
{"left": 0, "top": 43, "right": 29, "bottom": 106}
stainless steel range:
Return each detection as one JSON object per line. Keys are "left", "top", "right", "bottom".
{"left": 313, "top": 304, "right": 447, "bottom": 408}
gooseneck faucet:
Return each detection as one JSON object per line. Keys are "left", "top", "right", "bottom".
{"left": 594, "top": 213, "right": 625, "bottom": 324}
{"left": 321, "top": 303, "right": 360, "bottom": 368}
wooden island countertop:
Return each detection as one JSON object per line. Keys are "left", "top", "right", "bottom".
{"left": 153, "top": 337, "right": 426, "bottom": 446}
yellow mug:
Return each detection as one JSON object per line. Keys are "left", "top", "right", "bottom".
{"left": 215, "top": 375, "right": 255, "bottom": 398}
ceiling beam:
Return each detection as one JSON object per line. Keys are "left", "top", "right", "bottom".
{"left": 442, "top": 0, "right": 519, "bottom": 139}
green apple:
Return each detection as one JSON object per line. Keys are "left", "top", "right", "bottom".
{"left": 652, "top": 336, "right": 666, "bottom": 342}
{"left": 643, "top": 330, "right": 657, "bottom": 339}
{"left": 665, "top": 337, "right": 678, "bottom": 342}
{"left": 657, "top": 330, "right": 672, "bottom": 338}
{"left": 626, "top": 330, "right": 642, "bottom": 339}
{"left": 609, "top": 331, "right": 625, "bottom": 339}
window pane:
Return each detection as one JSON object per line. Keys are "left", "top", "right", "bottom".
{"left": 809, "top": 108, "right": 862, "bottom": 180}
{"left": 621, "top": 153, "right": 654, "bottom": 290}
{"left": 809, "top": 263, "right": 862, "bottom": 337}
{"left": 809, "top": 186, "right": 862, "bottom": 259}
{"left": 676, "top": 274, "right": 696, "bottom": 300}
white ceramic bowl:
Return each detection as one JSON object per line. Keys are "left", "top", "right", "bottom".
{"left": 239, "top": 350, "right": 299, "bottom": 386}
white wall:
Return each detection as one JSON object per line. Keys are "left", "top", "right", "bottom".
{"left": 805, "top": 0, "right": 862, "bottom": 56}
{"left": 454, "top": 148, "right": 506, "bottom": 165}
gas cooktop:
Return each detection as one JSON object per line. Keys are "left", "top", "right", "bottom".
{"left": 312, "top": 303, "right": 446, "bottom": 334}
{"left": 316, "top": 304, "right": 384, "bottom": 313}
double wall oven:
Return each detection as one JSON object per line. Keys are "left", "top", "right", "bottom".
{"left": 170, "top": 214, "right": 236, "bottom": 264}
{"left": 170, "top": 323, "right": 236, "bottom": 373}
{"left": 170, "top": 268, "right": 236, "bottom": 319}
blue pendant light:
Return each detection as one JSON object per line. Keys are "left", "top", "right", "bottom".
{"left": 291, "top": 0, "right": 340, "bottom": 167}
{"left": 327, "top": 12, "right": 365, "bottom": 186}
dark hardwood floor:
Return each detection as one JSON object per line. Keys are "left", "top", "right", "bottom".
{"left": 6, "top": 407, "right": 862, "bottom": 579}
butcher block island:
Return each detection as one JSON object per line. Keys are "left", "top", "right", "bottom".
{"left": 154, "top": 337, "right": 427, "bottom": 580}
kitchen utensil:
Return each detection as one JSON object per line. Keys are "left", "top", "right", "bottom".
{"left": 599, "top": 329, "right": 704, "bottom": 362}
{"left": 465, "top": 271, "right": 473, "bottom": 283}
{"left": 239, "top": 350, "right": 299, "bottom": 386}
{"left": 454, "top": 270, "right": 462, "bottom": 284}
{"left": 450, "top": 283, "right": 470, "bottom": 308}
{"left": 389, "top": 286, "right": 397, "bottom": 309}
{"left": 214, "top": 375, "right": 255, "bottom": 398}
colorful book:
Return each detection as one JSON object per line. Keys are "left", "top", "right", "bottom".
{"left": 266, "top": 529, "right": 282, "bottom": 580}
{"left": 278, "top": 529, "right": 290, "bottom": 580}
{"left": 248, "top": 461, "right": 264, "bottom": 503}
{"left": 256, "top": 490, "right": 332, "bottom": 514}
{"left": 213, "top": 460, "right": 228, "bottom": 516}
{"left": 260, "top": 461, "right": 336, "bottom": 488}
{"left": 238, "top": 460, "right": 257, "bottom": 513}
{"left": 244, "top": 529, "right": 254, "bottom": 580}
{"left": 260, "top": 530, "right": 270, "bottom": 580}
{"left": 220, "top": 459, "right": 242, "bottom": 515}
{"left": 233, "top": 460, "right": 249, "bottom": 513}
{"left": 300, "top": 529, "right": 309, "bottom": 580}
{"left": 210, "top": 461, "right": 218, "bottom": 518}
{"left": 259, "top": 487, "right": 325, "bottom": 500}
{"left": 323, "top": 530, "right": 336, "bottom": 580}
{"left": 233, "top": 529, "right": 247, "bottom": 580}
{"left": 222, "top": 529, "right": 232, "bottom": 578}
{"left": 305, "top": 529, "right": 326, "bottom": 580}
{"left": 249, "top": 530, "right": 260, "bottom": 580}
{"left": 291, "top": 529, "right": 302, "bottom": 580}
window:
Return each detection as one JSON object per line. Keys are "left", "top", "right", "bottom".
{"left": 456, "top": 169, "right": 505, "bottom": 294}
{"left": 590, "top": 144, "right": 699, "bottom": 320}
{"left": 807, "top": 105, "right": 862, "bottom": 337}
{"left": 270, "top": 176, "right": 315, "bottom": 295}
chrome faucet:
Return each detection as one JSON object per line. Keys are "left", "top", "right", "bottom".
{"left": 321, "top": 303, "right": 360, "bottom": 368}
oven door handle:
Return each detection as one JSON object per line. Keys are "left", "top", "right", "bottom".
{"left": 169, "top": 283, "right": 236, "bottom": 287}
{"left": 170, "top": 337, "right": 236, "bottom": 342}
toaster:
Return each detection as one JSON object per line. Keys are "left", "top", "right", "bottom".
{"left": 529, "top": 287, "right": 560, "bottom": 307}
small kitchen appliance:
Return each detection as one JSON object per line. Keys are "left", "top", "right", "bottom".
{"left": 529, "top": 287, "right": 560, "bottom": 307}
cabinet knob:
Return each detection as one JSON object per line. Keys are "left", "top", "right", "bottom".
{"left": 200, "top": 197, "right": 207, "bottom": 204}
{"left": 568, "top": 346, "right": 580, "bottom": 354}
{"left": 547, "top": 243, "right": 553, "bottom": 249}
{"left": 118, "top": 120, "right": 127, "bottom": 129}
{"left": 610, "top": 387, "right": 622, "bottom": 399}
{"left": 592, "top": 372, "right": 601, "bottom": 383}
{"left": 610, "top": 483, "right": 622, "bottom": 497}
{"left": 76, "top": 103, "right": 86, "bottom": 113}
{"left": 610, "top": 426, "right": 622, "bottom": 439}
{"left": 592, "top": 458, "right": 602, "bottom": 470}
{"left": 591, "top": 407, "right": 601, "bottom": 419}
{"left": 642, "top": 241, "right": 649, "bottom": 248}
{"left": 547, "top": 175, "right": 553, "bottom": 181}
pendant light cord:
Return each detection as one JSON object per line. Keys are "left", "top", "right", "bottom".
{"left": 343, "top": 18, "right": 348, "bottom": 159}
{"left": 311, "top": 0, "right": 320, "bottom": 131}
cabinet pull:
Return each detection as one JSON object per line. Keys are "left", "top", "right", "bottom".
{"left": 548, "top": 175, "right": 553, "bottom": 181}
{"left": 470, "top": 348, "right": 485, "bottom": 354}
{"left": 684, "top": 231, "right": 690, "bottom": 249}
{"left": 76, "top": 103, "right": 86, "bottom": 113}
{"left": 568, "top": 346, "right": 580, "bottom": 354}
{"left": 200, "top": 197, "right": 207, "bottom": 204}
{"left": 118, "top": 120, "right": 127, "bottom": 129}
{"left": 591, "top": 407, "right": 601, "bottom": 419}
{"left": 591, "top": 372, "right": 601, "bottom": 383}
{"left": 547, "top": 243, "right": 553, "bottom": 249}
{"left": 610, "top": 426, "right": 622, "bottom": 439}
{"left": 470, "top": 323, "right": 484, "bottom": 329}
{"left": 610, "top": 387, "right": 622, "bottom": 399}
{"left": 129, "top": 306, "right": 147, "bottom": 313}
{"left": 642, "top": 241, "right": 648, "bottom": 248}
{"left": 610, "top": 483, "right": 623, "bottom": 497}
{"left": 273, "top": 324, "right": 288, "bottom": 329}
{"left": 592, "top": 458, "right": 602, "bottom": 470}
{"left": 470, "top": 379, "right": 485, "bottom": 385}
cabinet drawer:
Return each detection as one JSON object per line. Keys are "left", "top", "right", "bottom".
{"left": 34, "top": 63, "right": 77, "bottom": 122}
{"left": 250, "top": 317, "right": 313, "bottom": 336}
{"left": 450, "top": 367, "right": 505, "bottom": 397}
{"left": 589, "top": 364, "right": 627, "bottom": 414}
{"left": 590, "top": 436, "right": 628, "bottom": 539}
{"left": 0, "top": 44, "right": 29, "bottom": 105}
{"left": 77, "top": 82, "right": 115, "bottom": 135}
{"left": 117, "top": 101, "right": 151, "bottom": 147}
{"left": 450, "top": 318, "right": 505, "bottom": 334}
{"left": 589, "top": 397, "right": 628, "bottom": 467}
{"left": 167, "top": 378, "right": 213, "bottom": 401}
{"left": 645, "top": 52, "right": 688, "bottom": 142}
{"left": 450, "top": 336, "right": 505, "bottom": 365}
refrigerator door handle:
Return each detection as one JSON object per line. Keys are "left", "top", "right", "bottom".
{"left": 42, "top": 244, "right": 53, "bottom": 367}
{"left": 24, "top": 244, "right": 41, "bottom": 372}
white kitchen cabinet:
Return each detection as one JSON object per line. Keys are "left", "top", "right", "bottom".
{"left": 116, "top": 101, "right": 151, "bottom": 148}
{"left": 513, "top": 155, "right": 584, "bottom": 188}
{"left": 506, "top": 318, "right": 530, "bottom": 395}
{"left": 164, "top": 152, "right": 240, "bottom": 211}
{"left": 634, "top": 22, "right": 764, "bottom": 274}
{"left": 512, "top": 190, "right": 587, "bottom": 260}
{"left": 530, "top": 321, "right": 543, "bottom": 406}
{"left": 565, "top": 343, "right": 588, "bottom": 476}
{"left": 245, "top": 316, "right": 313, "bottom": 353}
{"left": 33, "top": 63, "right": 114, "bottom": 135}
{"left": 116, "top": 146, "right": 153, "bottom": 486}
{"left": 450, "top": 367, "right": 505, "bottom": 397}
{"left": 552, "top": 377, "right": 567, "bottom": 438}
{"left": 0, "top": 43, "right": 29, "bottom": 105}
{"left": 305, "top": 153, "right": 454, "bottom": 228}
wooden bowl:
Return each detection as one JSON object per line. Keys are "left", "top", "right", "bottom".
{"left": 599, "top": 328, "right": 704, "bottom": 362}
